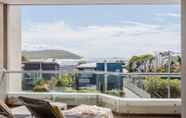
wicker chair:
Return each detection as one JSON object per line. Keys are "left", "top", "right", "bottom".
{"left": 19, "top": 96, "right": 64, "bottom": 118}
{"left": 0, "top": 101, "right": 14, "bottom": 118}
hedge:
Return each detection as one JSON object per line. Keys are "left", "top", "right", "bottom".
{"left": 144, "top": 77, "right": 181, "bottom": 98}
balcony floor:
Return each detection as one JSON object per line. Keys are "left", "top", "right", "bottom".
{"left": 114, "top": 114, "right": 180, "bottom": 118}
{"left": 12, "top": 106, "right": 181, "bottom": 118}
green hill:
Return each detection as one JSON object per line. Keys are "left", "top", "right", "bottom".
{"left": 22, "top": 50, "right": 82, "bottom": 59}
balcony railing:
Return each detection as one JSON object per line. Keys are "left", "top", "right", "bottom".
{"left": 0, "top": 69, "right": 181, "bottom": 116}
{"left": 1, "top": 69, "right": 181, "bottom": 99}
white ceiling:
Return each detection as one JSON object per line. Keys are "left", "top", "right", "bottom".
{"left": 1, "top": 0, "right": 180, "bottom": 5}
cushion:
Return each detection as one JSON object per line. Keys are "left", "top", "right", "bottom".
{"left": 0, "top": 101, "right": 14, "bottom": 118}
{"left": 51, "top": 105, "right": 64, "bottom": 118}
{"left": 64, "top": 105, "right": 113, "bottom": 118}
{"left": 0, "top": 114, "right": 8, "bottom": 118}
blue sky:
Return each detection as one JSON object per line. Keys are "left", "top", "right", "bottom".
{"left": 22, "top": 5, "right": 181, "bottom": 58}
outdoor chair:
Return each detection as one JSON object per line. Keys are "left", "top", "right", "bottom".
{"left": 19, "top": 96, "right": 64, "bottom": 118}
{"left": 19, "top": 96, "right": 113, "bottom": 118}
{"left": 0, "top": 68, "right": 14, "bottom": 118}
{"left": 0, "top": 101, "right": 14, "bottom": 118}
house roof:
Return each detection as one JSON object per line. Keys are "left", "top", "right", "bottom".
{"left": 77, "top": 63, "right": 96, "bottom": 69}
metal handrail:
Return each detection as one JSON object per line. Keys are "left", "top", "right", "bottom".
{"left": 2, "top": 69, "right": 181, "bottom": 98}
{"left": 4, "top": 70, "right": 181, "bottom": 77}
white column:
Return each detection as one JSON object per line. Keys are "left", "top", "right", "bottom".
{"left": 7, "top": 5, "right": 22, "bottom": 92}
{"left": 0, "top": 4, "right": 4, "bottom": 68}
{"left": 0, "top": 4, "right": 22, "bottom": 100}
{"left": 181, "top": 0, "right": 186, "bottom": 117}
{"left": 0, "top": 3, "right": 8, "bottom": 100}
{"left": 0, "top": 4, "right": 6, "bottom": 68}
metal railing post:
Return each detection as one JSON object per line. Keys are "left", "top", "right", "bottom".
{"left": 104, "top": 60, "right": 108, "bottom": 93}
{"left": 167, "top": 51, "right": 171, "bottom": 98}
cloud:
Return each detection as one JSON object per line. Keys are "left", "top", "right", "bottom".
{"left": 156, "top": 13, "right": 180, "bottom": 17}
{"left": 22, "top": 21, "right": 180, "bottom": 58}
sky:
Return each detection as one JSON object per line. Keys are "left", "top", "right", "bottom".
{"left": 21, "top": 5, "right": 181, "bottom": 59}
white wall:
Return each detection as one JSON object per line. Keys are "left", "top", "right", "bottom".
{"left": 181, "top": 0, "right": 186, "bottom": 117}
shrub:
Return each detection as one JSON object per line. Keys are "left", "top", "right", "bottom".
{"left": 33, "top": 79, "right": 50, "bottom": 92}
{"left": 106, "top": 89, "right": 125, "bottom": 97}
{"left": 169, "top": 79, "right": 181, "bottom": 98}
{"left": 144, "top": 77, "right": 181, "bottom": 98}
{"left": 77, "top": 88, "right": 99, "bottom": 93}
{"left": 35, "top": 79, "right": 46, "bottom": 86}
{"left": 56, "top": 74, "right": 74, "bottom": 87}
{"left": 33, "top": 84, "right": 49, "bottom": 92}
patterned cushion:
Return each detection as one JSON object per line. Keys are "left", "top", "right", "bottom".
{"left": 51, "top": 105, "right": 64, "bottom": 118}
{"left": 64, "top": 105, "right": 113, "bottom": 118}
{"left": 0, "top": 114, "right": 8, "bottom": 118}
{"left": 0, "top": 101, "right": 14, "bottom": 118}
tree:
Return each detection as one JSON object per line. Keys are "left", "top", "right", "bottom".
{"left": 140, "top": 54, "right": 155, "bottom": 72}
{"left": 127, "top": 54, "right": 155, "bottom": 72}
{"left": 127, "top": 56, "right": 140, "bottom": 72}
